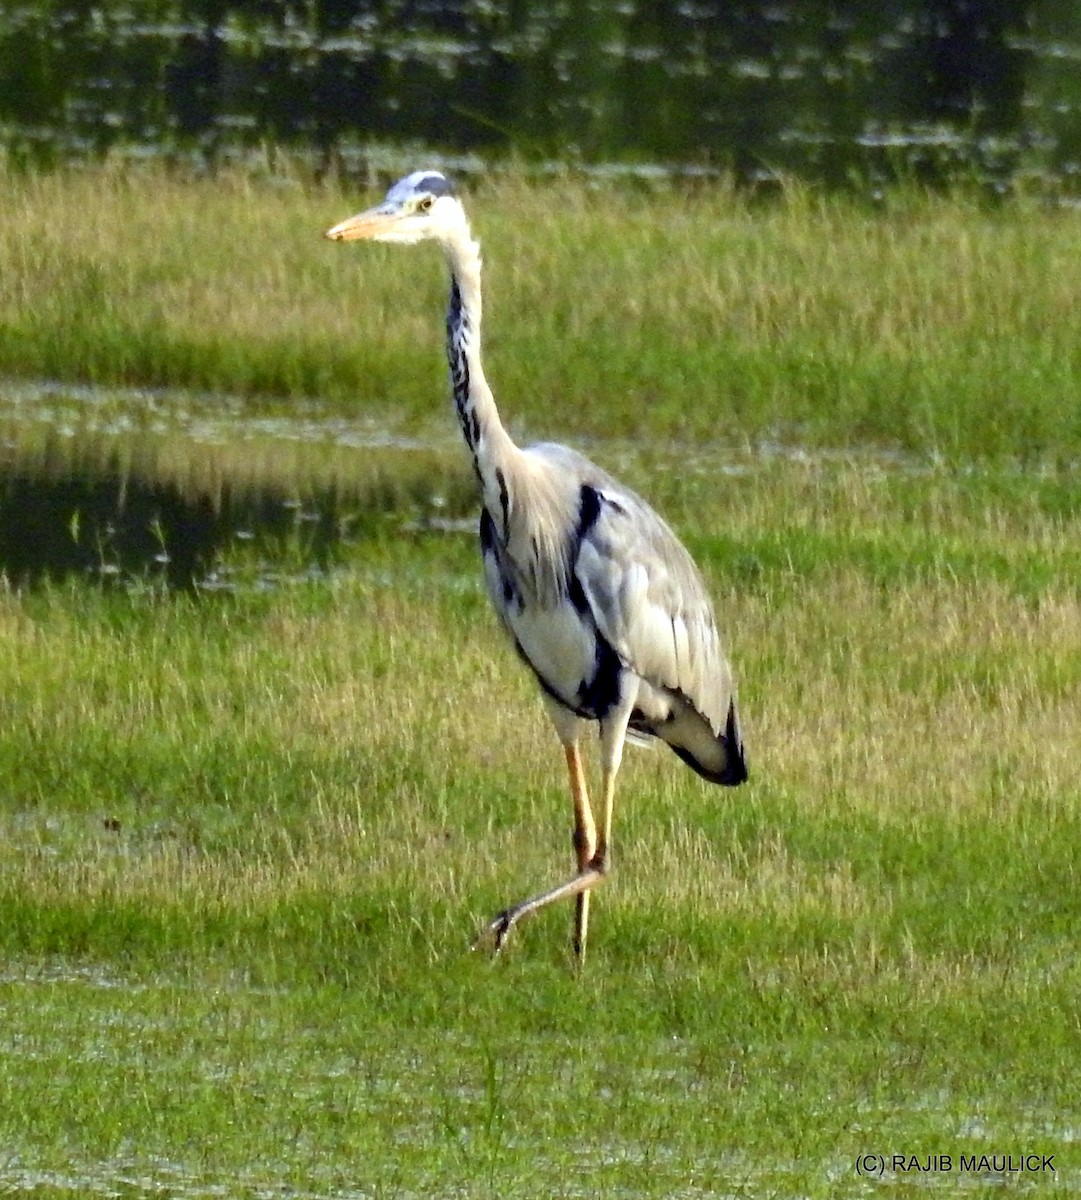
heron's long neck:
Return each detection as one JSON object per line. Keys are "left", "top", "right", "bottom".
{"left": 443, "top": 228, "right": 519, "bottom": 530}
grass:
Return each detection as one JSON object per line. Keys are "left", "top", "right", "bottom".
{"left": 0, "top": 165, "right": 1079, "bottom": 1195}
{"left": 1, "top": 458, "right": 1080, "bottom": 1196}
{"left": 0, "top": 163, "right": 1080, "bottom": 461}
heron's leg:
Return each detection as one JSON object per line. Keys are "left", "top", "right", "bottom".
{"left": 565, "top": 743, "right": 596, "bottom": 960}
{"left": 475, "top": 699, "right": 632, "bottom": 957}
{"left": 592, "top": 707, "right": 629, "bottom": 873}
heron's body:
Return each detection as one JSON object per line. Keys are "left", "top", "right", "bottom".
{"left": 327, "top": 171, "right": 747, "bottom": 959}
{"left": 479, "top": 440, "right": 742, "bottom": 784}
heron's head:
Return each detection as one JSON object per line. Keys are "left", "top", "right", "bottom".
{"left": 325, "top": 170, "right": 464, "bottom": 247}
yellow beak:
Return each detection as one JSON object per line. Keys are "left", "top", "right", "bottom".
{"left": 324, "top": 207, "right": 400, "bottom": 241}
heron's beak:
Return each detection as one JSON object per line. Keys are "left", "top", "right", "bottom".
{"left": 324, "top": 206, "right": 400, "bottom": 241}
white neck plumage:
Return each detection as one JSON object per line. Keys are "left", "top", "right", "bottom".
{"left": 441, "top": 225, "right": 519, "bottom": 536}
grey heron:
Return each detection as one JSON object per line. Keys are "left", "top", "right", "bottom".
{"left": 327, "top": 170, "right": 747, "bottom": 961}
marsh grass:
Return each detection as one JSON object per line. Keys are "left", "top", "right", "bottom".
{"left": 1, "top": 165, "right": 1079, "bottom": 1194}
{"left": 1, "top": 164, "right": 1081, "bottom": 461}
{"left": 1, "top": 454, "right": 1079, "bottom": 1196}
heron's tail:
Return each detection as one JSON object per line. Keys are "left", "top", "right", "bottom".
{"left": 665, "top": 697, "right": 748, "bottom": 786}
{"left": 718, "top": 699, "right": 748, "bottom": 785}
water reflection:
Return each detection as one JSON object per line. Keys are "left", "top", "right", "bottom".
{"left": 0, "top": 463, "right": 348, "bottom": 590}
{"left": 0, "top": 2, "right": 1079, "bottom": 191}
{"left": 0, "top": 386, "right": 475, "bottom": 589}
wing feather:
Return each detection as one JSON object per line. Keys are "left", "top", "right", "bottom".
{"left": 570, "top": 475, "right": 735, "bottom": 736}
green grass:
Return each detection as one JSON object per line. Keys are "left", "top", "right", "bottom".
{"left": 0, "top": 165, "right": 1079, "bottom": 1195}
{"left": 0, "top": 164, "right": 1080, "bottom": 461}
{"left": 1, "top": 457, "right": 1079, "bottom": 1196}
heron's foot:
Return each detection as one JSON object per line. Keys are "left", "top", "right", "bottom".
{"left": 472, "top": 905, "right": 521, "bottom": 955}
{"left": 472, "top": 866, "right": 608, "bottom": 957}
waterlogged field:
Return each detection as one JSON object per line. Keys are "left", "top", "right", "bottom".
{"left": 0, "top": 169, "right": 1079, "bottom": 1196}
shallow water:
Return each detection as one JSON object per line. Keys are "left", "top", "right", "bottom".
{"left": 0, "top": 377, "right": 939, "bottom": 588}
{"left": 1, "top": 373, "right": 978, "bottom": 589}
{"left": 0, "top": 380, "right": 473, "bottom": 588}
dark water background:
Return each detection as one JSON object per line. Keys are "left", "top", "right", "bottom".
{"left": 0, "top": 394, "right": 472, "bottom": 588}
{"left": 2, "top": 1, "right": 1081, "bottom": 190}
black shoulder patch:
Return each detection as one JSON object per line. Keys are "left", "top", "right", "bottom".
{"left": 577, "top": 484, "right": 603, "bottom": 539}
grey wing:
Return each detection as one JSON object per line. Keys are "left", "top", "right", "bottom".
{"left": 572, "top": 482, "right": 736, "bottom": 736}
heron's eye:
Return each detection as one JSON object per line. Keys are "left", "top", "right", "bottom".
{"left": 418, "top": 196, "right": 434, "bottom": 213}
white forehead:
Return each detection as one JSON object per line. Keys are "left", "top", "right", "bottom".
{"left": 385, "top": 170, "right": 455, "bottom": 204}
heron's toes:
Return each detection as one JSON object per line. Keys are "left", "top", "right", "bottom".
{"left": 472, "top": 908, "right": 516, "bottom": 955}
